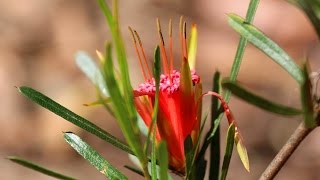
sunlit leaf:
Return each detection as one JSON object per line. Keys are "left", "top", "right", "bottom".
{"left": 18, "top": 86, "right": 133, "bottom": 154}
{"left": 64, "top": 132, "right": 127, "bottom": 179}
{"left": 75, "top": 51, "right": 108, "bottom": 97}
{"left": 235, "top": 130, "right": 250, "bottom": 172}
{"left": 8, "top": 156, "right": 76, "bottom": 180}
{"left": 228, "top": 13, "right": 304, "bottom": 85}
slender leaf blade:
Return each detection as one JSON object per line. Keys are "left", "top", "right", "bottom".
{"left": 300, "top": 62, "right": 316, "bottom": 128}
{"left": 64, "top": 132, "right": 127, "bottom": 180}
{"left": 7, "top": 156, "right": 76, "bottom": 180}
{"left": 102, "top": 43, "right": 146, "bottom": 165}
{"left": 222, "top": 80, "right": 302, "bottom": 116}
{"left": 75, "top": 51, "right": 109, "bottom": 97}
{"left": 228, "top": 13, "right": 304, "bottom": 84}
{"left": 18, "top": 86, "right": 133, "bottom": 154}
{"left": 151, "top": 46, "right": 161, "bottom": 180}
{"left": 210, "top": 71, "right": 222, "bottom": 180}
{"left": 157, "top": 141, "right": 169, "bottom": 180}
{"left": 220, "top": 123, "right": 235, "bottom": 180}
{"left": 201, "top": 0, "right": 261, "bottom": 157}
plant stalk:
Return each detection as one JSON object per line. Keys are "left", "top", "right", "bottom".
{"left": 259, "top": 122, "right": 313, "bottom": 180}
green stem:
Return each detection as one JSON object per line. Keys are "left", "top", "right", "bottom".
{"left": 199, "top": 0, "right": 261, "bottom": 157}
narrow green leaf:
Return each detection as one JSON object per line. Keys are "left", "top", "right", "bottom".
{"left": 188, "top": 112, "right": 209, "bottom": 180}
{"left": 64, "top": 132, "right": 127, "bottom": 180}
{"left": 7, "top": 156, "right": 76, "bottom": 180}
{"left": 75, "top": 51, "right": 108, "bottom": 97}
{"left": 300, "top": 62, "right": 316, "bottom": 128}
{"left": 151, "top": 46, "right": 161, "bottom": 180}
{"left": 18, "top": 86, "right": 133, "bottom": 154}
{"left": 220, "top": 123, "right": 235, "bottom": 180}
{"left": 97, "top": 0, "right": 135, "bottom": 120}
{"left": 144, "top": 46, "right": 161, "bottom": 155}
{"left": 103, "top": 43, "right": 146, "bottom": 166}
{"left": 157, "top": 141, "right": 169, "bottom": 180}
{"left": 184, "top": 135, "right": 194, "bottom": 176}
{"left": 151, "top": 131, "right": 157, "bottom": 180}
{"left": 210, "top": 71, "right": 222, "bottom": 180}
{"left": 228, "top": 13, "right": 304, "bottom": 85}
{"left": 201, "top": 0, "right": 261, "bottom": 156}
{"left": 222, "top": 80, "right": 302, "bottom": 116}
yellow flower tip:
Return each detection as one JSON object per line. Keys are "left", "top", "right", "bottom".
{"left": 96, "top": 50, "right": 104, "bottom": 62}
{"left": 235, "top": 132, "right": 250, "bottom": 172}
{"left": 188, "top": 23, "right": 198, "bottom": 70}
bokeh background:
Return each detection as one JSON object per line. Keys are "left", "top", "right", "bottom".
{"left": 1, "top": 0, "right": 320, "bottom": 179}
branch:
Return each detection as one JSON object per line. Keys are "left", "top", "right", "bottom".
{"left": 259, "top": 122, "right": 314, "bottom": 180}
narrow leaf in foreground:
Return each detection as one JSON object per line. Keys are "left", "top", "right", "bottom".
{"left": 235, "top": 130, "right": 250, "bottom": 172}
{"left": 222, "top": 80, "right": 302, "bottom": 116}
{"left": 7, "top": 156, "right": 76, "bottom": 180}
{"left": 228, "top": 13, "right": 304, "bottom": 85}
{"left": 300, "top": 62, "right": 316, "bottom": 128}
{"left": 157, "top": 141, "right": 169, "bottom": 180}
{"left": 64, "top": 132, "right": 127, "bottom": 180}
{"left": 210, "top": 71, "right": 222, "bottom": 180}
{"left": 18, "top": 86, "right": 133, "bottom": 155}
{"left": 220, "top": 123, "right": 235, "bottom": 180}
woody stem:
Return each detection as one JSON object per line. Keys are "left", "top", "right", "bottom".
{"left": 259, "top": 122, "right": 314, "bottom": 180}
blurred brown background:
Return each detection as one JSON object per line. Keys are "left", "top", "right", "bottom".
{"left": 1, "top": 0, "right": 320, "bottom": 179}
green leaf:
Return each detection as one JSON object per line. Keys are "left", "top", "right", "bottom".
{"left": 18, "top": 86, "right": 133, "bottom": 154}
{"left": 202, "top": 0, "right": 261, "bottom": 156}
{"left": 64, "top": 132, "right": 127, "bottom": 180}
{"left": 75, "top": 51, "right": 108, "bottom": 97}
{"left": 144, "top": 46, "right": 161, "bottom": 155}
{"left": 151, "top": 132, "right": 157, "bottom": 180}
{"left": 151, "top": 46, "right": 161, "bottom": 180}
{"left": 222, "top": 80, "right": 302, "bottom": 116}
{"left": 97, "top": 0, "right": 135, "bottom": 119}
{"left": 228, "top": 13, "right": 304, "bottom": 85}
{"left": 220, "top": 123, "right": 235, "bottom": 180}
{"left": 210, "top": 71, "right": 222, "bottom": 180}
{"left": 187, "top": 112, "right": 209, "bottom": 180}
{"left": 184, "top": 135, "right": 194, "bottom": 177}
{"left": 157, "top": 141, "right": 169, "bottom": 180}
{"left": 7, "top": 156, "right": 76, "bottom": 180}
{"left": 300, "top": 62, "right": 316, "bottom": 128}
{"left": 102, "top": 43, "right": 146, "bottom": 167}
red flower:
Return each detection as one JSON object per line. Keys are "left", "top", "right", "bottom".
{"left": 130, "top": 18, "right": 249, "bottom": 173}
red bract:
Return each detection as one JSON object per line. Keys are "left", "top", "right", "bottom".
{"left": 130, "top": 17, "right": 249, "bottom": 173}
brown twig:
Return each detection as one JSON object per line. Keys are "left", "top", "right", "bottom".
{"left": 259, "top": 122, "right": 313, "bottom": 180}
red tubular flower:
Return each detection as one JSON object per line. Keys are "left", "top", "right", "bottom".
{"left": 130, "top": 17, "right": 249, "bottom": 173}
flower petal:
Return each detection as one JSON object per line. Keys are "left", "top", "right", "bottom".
{"left": 188, "top": 24, "right": 197, "bottom": 70}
